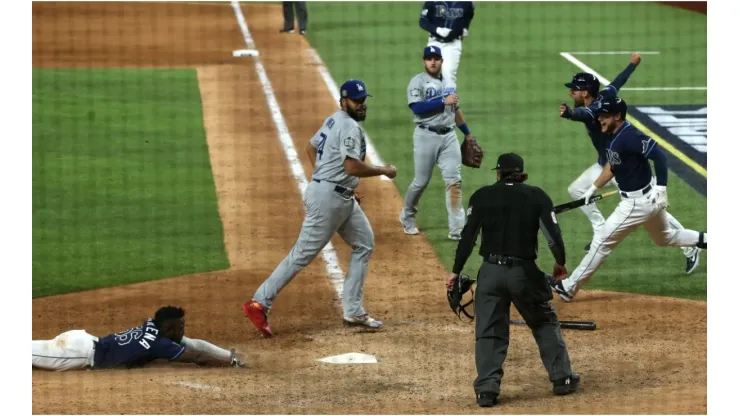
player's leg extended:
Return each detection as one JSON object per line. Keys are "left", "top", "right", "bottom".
{"left": 252, "top": 183, "right": 352, "bottom": 310}
{"left": 401, "top": 128, "right": 440, "bottom": 229}
{"left": 643, "top": 208, "right": 704, "bottom": 249}
{"left": 439, "top": 131, "right": 465, "bottom": 237}
{"left": 336, "top": 201, "right": 375, "bottom": 319}
{"left": 559, "top": 198, "right": 645, "bottom": 299}
{"left": 568, "top": 163, "right": 610, "bottom": 235}
{"left": 32, "top": 330, "right": 97, "bottom": 371}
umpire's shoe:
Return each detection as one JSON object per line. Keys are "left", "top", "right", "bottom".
{"left": 553, "top": 373, "right": 581, "bottom": 396}
{"left": 546, "top": 274, "right": 574, "bottom": 302}
{"left": 476, "top": 392, "right": 498, "bottom": 407}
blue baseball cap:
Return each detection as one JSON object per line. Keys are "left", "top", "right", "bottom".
{"left": 340, "top": 79, "right": 372, "bottom": 100}
{"left": 423, "top": 45, "right": 443, "bottom": 58}
{"left": 565, "top": 72, "right": 599, "bottom": 91}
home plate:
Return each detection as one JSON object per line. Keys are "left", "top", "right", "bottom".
{"left": 232, "top": 49, "right": 260, "bottom": 57}
{"left": 316, "top": 352, "right": 378, "bottom": 364}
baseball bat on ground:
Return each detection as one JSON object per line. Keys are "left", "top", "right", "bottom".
{"left": 511, "top": 319, "right": 597, "bottom": 331}
{"left": 553, "top": 190, "right": 618, "bottom": 214}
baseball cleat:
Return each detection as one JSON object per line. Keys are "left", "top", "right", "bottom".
{"left": 476, "top": 392, "right": 498, "bottom": 407}
{"left": 343, "top": 314, "right": 384, "bottom": 328}
{"left": 685, "top": 248, "right": 701, "bottom": 274}
{"left": 546, "top": 274, "right": 573, "bottom": 302}
{"left": 553, "top": 373, "right": 581, "bottom": 396}
{"left": 242, "top": 300, "right": 273, "bottom": 338}
{"left": 279, "top": 28, "right": 295, "bottom": 34}
{"left": 448, "top": 233, "right": 462, "bottom": 241}
{"left": 399, "top": 212, "right": 419, "bottom": 235}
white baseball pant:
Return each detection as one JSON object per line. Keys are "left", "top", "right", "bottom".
{"left": 32, "top": 330, "right": 97, "bottom": 371}
{"left": 561, "top": 185, "right": 703, "bottom": 298}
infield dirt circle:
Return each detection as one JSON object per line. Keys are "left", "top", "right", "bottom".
{"left": 32, "top": 2, "right": 706, "bottom": 414}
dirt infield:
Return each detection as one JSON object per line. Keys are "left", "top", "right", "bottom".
{"left": 32, "top": 2, "right": 706, "bottom": 414}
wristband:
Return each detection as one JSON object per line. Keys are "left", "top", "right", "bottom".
{"left": 458, "top": 123, "right": 471, "bottom": 136}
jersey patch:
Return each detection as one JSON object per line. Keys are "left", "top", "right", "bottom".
{"left": 410, "top": 88, "right": 421, "bottom": 97}
{"left": 344, "top": 137, "right": 355, "bottom": 148}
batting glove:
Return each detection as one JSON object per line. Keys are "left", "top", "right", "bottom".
{"left": 436, "top": 27, "right": 452, "bottom": 38}
{"left": 582, "top": 184, "right": 598, "bottom": 205}
{"left": 651, "top": 185, "right": 669, "bottom": 210}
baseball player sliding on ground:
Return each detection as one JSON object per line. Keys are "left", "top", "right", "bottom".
{"left": 244, "top": 80, "right": 397, "bottom": 337}
{"left": 549, "top": 97, "right": 707, "bottom": 302}
{"left": 32, "top": 306, "right": 246, "bottom": 371}
{"left": 400, "top": 45, "right": 476, "bottom": 240}
{"left": 419, "top": 1, "right": 475, "bottom": 88}
{"left": 560, "top": 52, "right": 701, "bottom": 274}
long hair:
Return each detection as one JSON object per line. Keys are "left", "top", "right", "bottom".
{"left": 499, "top": 170, "right": 528, "bottom": 183}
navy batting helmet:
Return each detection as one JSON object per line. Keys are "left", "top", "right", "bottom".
{"left": 596, "top": 96, "right": 628, "bottom": 118}
{"left": 565, "top": 72, "right": 600, "bottom": 96}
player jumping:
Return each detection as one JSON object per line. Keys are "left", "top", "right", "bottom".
{"left": 559, "top": 52, "right": 701, "bottom": 274}
{"left": 550, "top": 97, "right": 707, "bottom": 302}
{"left": 32, "top": 305, "right": 246, "bottom": 371}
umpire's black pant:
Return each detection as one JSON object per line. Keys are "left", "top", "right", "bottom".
{"left": 474, "top": 257, "right": 573, "bottom": 395}
{"left": 282, "top": 1, "right": 308, "bottom": 31}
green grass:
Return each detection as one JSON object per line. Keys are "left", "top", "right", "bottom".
{"left": 32, "top": 68, "right": 229, "bottom": 297}
{"left": 306, "top": 1, "right": 707, "bottom": 300}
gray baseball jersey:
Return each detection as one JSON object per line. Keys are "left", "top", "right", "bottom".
{"left": 309, "top": 109, "right": 367, "bottom": 189}
{"left": 407, "top": 72, "right": 457, "bottom": 128}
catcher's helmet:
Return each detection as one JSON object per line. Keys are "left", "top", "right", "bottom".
{"left": 447, "top": 274, "right": 476, "bottom": 322}
{"left": 565, "top": 72, "right": 600, "bottom": 96}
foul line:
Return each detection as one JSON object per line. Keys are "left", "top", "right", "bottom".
{"left": 305, "top": 49, "right": 390, "bottom": 181}
{"left": 230, "top": 1, "right": 345, "bottom": 299}
{"left": 560, "top": 52, "right": 708, "bottom": 178}
{"left": 566, "top": 51, "right": 661, "bottom": 55}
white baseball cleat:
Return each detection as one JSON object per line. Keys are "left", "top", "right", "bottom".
{"left": 343, "top": 314, "right": 384, "bottom": 328}
{"left": 399, "top": 212, "right": 419, "bottom": 235}
{"left": 448, "top": 233, "right": 462, "bottom": 241}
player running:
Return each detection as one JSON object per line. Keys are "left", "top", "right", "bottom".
{"left": 559, "top": 52, "right": 701, "bottom": 274}
{"left": 550, "top": 96, "right": 707, "bottom": 303}
{"left": 32, "top": 305, "right": 246, "bottom": 371}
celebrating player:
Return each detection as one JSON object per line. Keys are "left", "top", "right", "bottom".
{"left": 243, "top": 80, "right": 397, "bottom": 337}
{"left": 418, "top": 1, "right": 475, "bottom": 88}
{"left": 32, "top": 305, "right": 246, "bottom": 371}
{"left": 400, "top": 45, "right": 476, "bottom": 240}
{"left": 559, "top": 52, "right": 701, "bottom": 274}
{"left": 549, "top": 97, "right": 707, "bottom": 303}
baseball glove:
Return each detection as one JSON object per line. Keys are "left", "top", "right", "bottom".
{"left": 447, "top": 273, "right": 476, "bottom": 322}
{"left": 461, "top": 137, "right": 484, "bottom": 168}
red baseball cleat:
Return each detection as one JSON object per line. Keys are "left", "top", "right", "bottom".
{"left": 242, "top": 300, "right": 273, "bottom": 338}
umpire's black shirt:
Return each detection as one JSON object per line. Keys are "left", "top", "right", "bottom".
{"left": 452, "top": 180, "right": 566, "bottom": 274}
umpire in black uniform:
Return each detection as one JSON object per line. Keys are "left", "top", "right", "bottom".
{"left": 446, "top": 152, "right": 581, "bottom": 407}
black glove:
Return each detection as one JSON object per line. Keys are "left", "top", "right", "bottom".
{"left": 447, "top": 274, "right": 476, "bottom": 321}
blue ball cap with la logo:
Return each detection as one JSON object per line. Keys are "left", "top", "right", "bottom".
{"left": 424, "top": 45, "right": 443, "bottom": 58}
{"left": 340, "top": 79, "right": 372, "bottom": 100}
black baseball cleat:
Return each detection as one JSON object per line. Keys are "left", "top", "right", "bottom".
{"left": 476, "top": 392, "right": 498, "bottom": 407}
{"left": 686, "top": 248, "right": 701, "bottom": 274}
{"left": 546, "top": 274, "right": 573, "bottom": 302}
{"left": 553, "top": 373, "right": 581, "bottom": 396}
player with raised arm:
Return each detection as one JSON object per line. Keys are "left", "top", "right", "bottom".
{"left": 559, "top": 53, "right": 701, "bottom": 274}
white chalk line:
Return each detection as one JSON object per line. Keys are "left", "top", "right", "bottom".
{"left": 230, "top": 1, "right": 345, "bottom": 300}
{"left": 566, "top": 51, "right": 661, "bottom": 55}
{"left": 305, "top": 49, "right": 390, "bottom": 182}
{"left": 173, "top": 381, "right": 221, "bottom": 391}
{"left": 560, "top": 52, "right": 706, "bottom": 91}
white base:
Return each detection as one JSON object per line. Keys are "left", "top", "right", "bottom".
{"left": 232, "top": 49, "right": 260, "bottom": 57}
{"left": 316, "top": 352, "right": 378, "bottom": 364}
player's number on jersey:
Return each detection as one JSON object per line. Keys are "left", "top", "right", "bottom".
{"left": 114, "top": 326, "right": 144, "bottom": 346}
{"left": 317, "top": 132, "right": 327, "bottom": 160}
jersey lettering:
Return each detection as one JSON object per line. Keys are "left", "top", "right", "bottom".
{"left": 327, "top": 117, "right": 335, "bottom": 129}
{"left": 606, "top": 148, "right": 621, "bottom": 166}
{"left": 114, "top": 326, "right": 143, "bottom": 346}
{"left": 317, "top": 132, "right": 327, "bottom": 159}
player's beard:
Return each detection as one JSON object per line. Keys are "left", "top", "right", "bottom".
{"left": 426, "top": 66, "right": 442, "bottom": 78}
{"left": 347, "top": 105, "right": 366, "bottom": 122}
